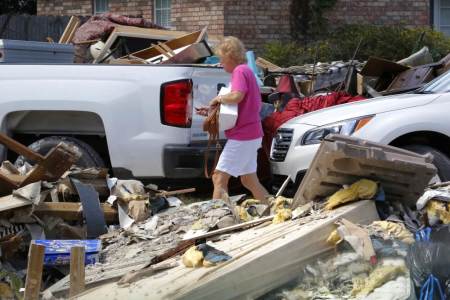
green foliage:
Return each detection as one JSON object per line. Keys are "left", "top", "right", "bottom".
{"left": 0, "top": 0, "right": 36, "bottom": 14}
{"left": 263, "top": 25, "right": 450, "bottom": 67}
{"left": 290, "top": 0, "right": 337, "bottom": 43}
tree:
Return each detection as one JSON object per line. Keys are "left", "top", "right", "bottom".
{"left": 0, "top": 0, "right": 37, "bottom": 15}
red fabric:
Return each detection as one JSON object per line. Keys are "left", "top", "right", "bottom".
{"left": 262, "top": 92, "right": 366, "bottom": 156}
{"left": 276, "top": 75, "right": 299, "bottom": 94}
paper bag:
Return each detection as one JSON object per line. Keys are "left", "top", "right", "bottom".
{"left": 218, "top": 87, "right": 238, "bottom": 131}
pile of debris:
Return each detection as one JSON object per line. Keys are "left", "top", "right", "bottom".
{"left": 0, "top": 132, "right": 207, "bottom": 299}
{"left": 1, "top": 134, "right": 436, "bottom": 300}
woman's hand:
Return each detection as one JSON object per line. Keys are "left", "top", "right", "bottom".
{"left": 195, "top": 106, "right": 209, "bottom": 117}
{"left": 209, "top": 95, "right": 221, "bottom": 107}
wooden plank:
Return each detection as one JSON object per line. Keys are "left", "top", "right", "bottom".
{"left": 76, "top": 200, "right": 379, "bottom": 300}
{"left": 153, "top": 43, "right": 172, "bottom": 58}
{"left": 59, "top": 16, "right": 79, "bottom": 43}
{"left": 33, "top": 202, "right": 118, "bottom": 223}
{"left": 65, "top": 18, "right": 81, "bottom": 44}
{"left": 0, "top": 194, "right": 32, "bottom": 213}
{"left": 24, "top": 243, "right": 45, "bottom": 300}
{"left": 69, "top": 246, "right": 85, "bottom": 297}
{"left": 0, "top": 133, "right": 44, "bottom": 163}
{"left": 159, "top": 42, "right": 176, "bottom": 56}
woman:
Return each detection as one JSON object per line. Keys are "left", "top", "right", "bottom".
{"left": 198, "top": 36, "right": 269, "bottom": 202}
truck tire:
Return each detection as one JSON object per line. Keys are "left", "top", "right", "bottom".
{"left": 15, "top": 136, "right": 105, "bottom": 168}
{"left": 401, "top": 144, "right": 450, "bottom": 182}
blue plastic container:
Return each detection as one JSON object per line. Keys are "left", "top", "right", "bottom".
{"left": 33, "top": 240, "right": 101, "bottom": 266}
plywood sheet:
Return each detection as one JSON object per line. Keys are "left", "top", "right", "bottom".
{"left": 76, "top": 200, "right": 379, "bottom": 300}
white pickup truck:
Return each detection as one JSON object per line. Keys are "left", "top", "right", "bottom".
{"left": 0, "top": 64, "right": 229, "bottom": 180}
{"left": 270, "top": 71, "right": 450, "bottom": 193}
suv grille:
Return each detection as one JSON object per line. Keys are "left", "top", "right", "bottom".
{"left": 270, "top": 128, "right": 294, "bottom": 162}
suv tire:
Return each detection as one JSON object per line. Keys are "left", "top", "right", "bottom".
{"left": 15, "top": 136, "right": 105, "bottom": 168}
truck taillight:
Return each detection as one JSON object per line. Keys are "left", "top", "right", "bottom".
{"left": 160, "top": 79, "right": 193, "bottom": 128}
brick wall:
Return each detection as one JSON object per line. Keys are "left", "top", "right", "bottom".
{"left": 224, "top": 0, "right": 291, "bottom": 54}
{"left": 38, "top": 0, "right": 153, "bottom": 19}
{"left": 37, "top": 0, "right": 92, "bottom": 16}
{"left": 325, "top": 0, "right": 430, "bottom": 28}
{"left": 109, "top": 0, "right": 153, "bottom": 19}
{"left": 171, "top": 0, "right": 225, "bottom": 36}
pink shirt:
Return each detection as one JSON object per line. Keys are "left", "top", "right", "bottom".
{"left": 225, "top": 64, "right": 263, "bottom": 140}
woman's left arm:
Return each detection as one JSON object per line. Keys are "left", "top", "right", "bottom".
{"left": 209, "top": 91, "right": 244, "bottom": 106}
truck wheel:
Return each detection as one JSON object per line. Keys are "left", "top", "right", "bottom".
{"left": 401, "top": 144, "right": 450, "bottom": 182}
{"left": 15, "top": 136, "right": 105, "bottom": 168}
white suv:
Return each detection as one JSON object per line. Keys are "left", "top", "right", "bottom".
{"left": 270, "top": 71, "right": 450, "bottom": 193}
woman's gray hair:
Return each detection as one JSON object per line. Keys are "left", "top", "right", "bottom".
{"left": 214, "top": 36, "right": 247, "bottom": 64}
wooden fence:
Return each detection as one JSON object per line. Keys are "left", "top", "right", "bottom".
{"left": 0, "top": 15, "right": 75, "bottom": 42}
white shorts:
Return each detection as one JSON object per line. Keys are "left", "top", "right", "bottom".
{"left": 215, "top": 138, "right": 262, "bottom": 177}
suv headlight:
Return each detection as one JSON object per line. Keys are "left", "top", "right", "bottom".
{"left": 301, "top": 115, "right": 373, "bottom": 145}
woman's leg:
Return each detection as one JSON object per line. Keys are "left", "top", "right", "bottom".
{"left": 212, "top": 170, "right": 231, "bottom": 199}
{"left": 240, "top": 173, "right": 269, "bottom": 202}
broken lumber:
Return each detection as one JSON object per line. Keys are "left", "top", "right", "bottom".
{"left": 0, "top": 134, "right": 44, "bottom": 163}
{"left": 22, "top": 143, "right": 81, "bottom": 186}
{"left": 69, "top": 246, "right": 85, "bottom": 297}
{"left": 33, "top": 202, "right": 117, "bottom": 223}
{"left": 76, "top": 200, "right": 379, "bottom": 300}
{"left": 0, "top": 133, "right": 81, "bottom": 196}
{"left": 24, "top": 243, "right": 45, "bottom": 300}
{"left": 156, "top": 188, "right": 196, "bottom": 197}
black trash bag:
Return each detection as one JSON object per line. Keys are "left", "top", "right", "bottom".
{"left": 407, "top": 241, "right": 450, "bottom": 297}
{"left": 150, "top": 196, "right": 169, "bottom": 215}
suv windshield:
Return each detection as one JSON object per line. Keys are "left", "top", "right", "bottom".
{"left": 416, "top": 70, "right": 450, "bottom": 94}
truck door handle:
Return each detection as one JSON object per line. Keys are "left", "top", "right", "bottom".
{"left": 217, "top": 83, "right": 226, "bottom": 93}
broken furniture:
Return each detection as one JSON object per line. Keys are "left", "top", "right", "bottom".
{"left": 359, "top": 57, "right": 410, "bottom": 92}
{"left": 92, "top": 25, "right": 189, "bottom": 63}
{"left": 360, "top": 53, "right": 450, "bottom": 95}
{"left": 0, "top": 133, "right": 81, "bottom": 196}
{"left": 91, "top": 25, "right": 211, "bottom": 63}
{"left": 292, "top": 134, "right": 437, "bottom": 209}
{"left": 118, "top": 28, "right": 211, "bottom": 64}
